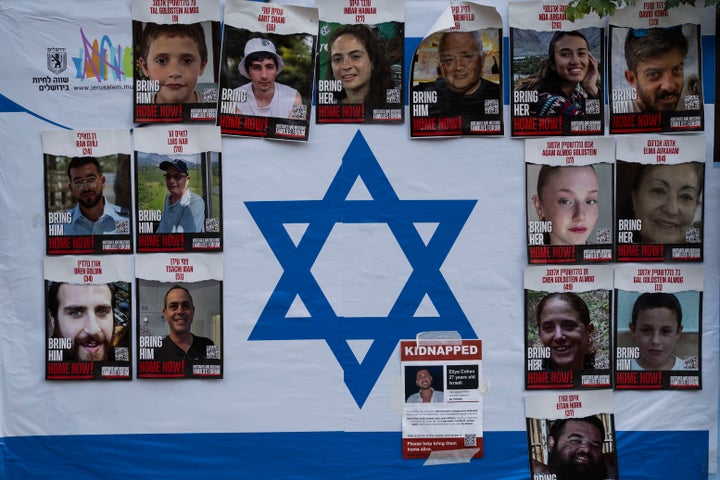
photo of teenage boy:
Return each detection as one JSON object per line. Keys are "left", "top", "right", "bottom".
{"left": 137, "top": 22, "right": 211, "bottom": 104}
{"left": 233, "top": 37, "right": 303, "bottom": 118}
{"left": 629, "top": 293, "right": 685, "bottom": 370}
{"left": 220, "top": 28, "right": 314, "bottom": 119}
{"left": 616, "top": 288, "right": 699, "bottom": 371}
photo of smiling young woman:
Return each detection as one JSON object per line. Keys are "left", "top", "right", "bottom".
{"left": 316, "top": 18, "right": 404, "bottom": 124}
{"left": 525, "top": 284, "right": 612, "bottom": 389}
{"left": 526, "top": 161, "right": 613, "bottom": 263}
{"left": 509, "top": 3, "right": 605, "bottom": 137}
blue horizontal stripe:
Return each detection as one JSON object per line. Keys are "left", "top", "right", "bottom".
{"left": 0, "top": 430, "right": 708, "bottom": 479}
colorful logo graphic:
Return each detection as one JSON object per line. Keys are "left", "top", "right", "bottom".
{"left": 71, "top": 28, "right": 133, "bottom": 82}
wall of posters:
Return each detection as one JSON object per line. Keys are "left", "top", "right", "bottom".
{"left": 0, "top": 0, "right": 718, "bottom": 479}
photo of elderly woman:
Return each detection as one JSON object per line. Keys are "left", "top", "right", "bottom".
{"left": 616, "top": 161, "right": 704, "bottom": 245}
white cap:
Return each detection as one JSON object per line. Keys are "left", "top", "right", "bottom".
{"left": 238, "top": 37, "right": 284, "bottom": 78}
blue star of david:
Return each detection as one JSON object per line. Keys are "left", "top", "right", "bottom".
{"left": 246, "top": 131, "right": 477, "bottom": 407}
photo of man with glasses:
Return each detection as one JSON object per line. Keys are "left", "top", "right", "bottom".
{"left": 413, "top": 31, "right": 500, "bottom": 117}
{"left": 156, "top": 158, "right": 205, "bottom": 234}
{"left": 64, "top": 156, "right": 130, "bottom": 236}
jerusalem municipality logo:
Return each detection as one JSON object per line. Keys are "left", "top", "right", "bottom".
{"left": 47, "top": 47, "right": 67, "bottom": 74}
{"left": 246, "top": 131, "right": 477, "bottom": 407}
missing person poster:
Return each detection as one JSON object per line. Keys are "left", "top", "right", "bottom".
{"left": 134, "top": 125, "right": 222, "bottom": 253}
{"left": 217, "top": 1, "right": 317, "bottom": 140}
{"left": 608, "top": 2, "right": 703, "bottom": 134}
{"left": 410, "top": 2, "right": 502, "bottom": 137}
{"left": 45, "top": 255, "right": 132, "bottom": 380}
{"left": 526, "top": 137, "right": 614, "bottom": 264}
{"left": 132, "top": 0, "right": 221, "bottom": 124}
{"left": 136, "top": 253, "right": 223, "bottom": 379}
{"left": 401, "top": 339, "right": 483, "bottom": 460}
{"left": 509, "top": 1, "right": 604, "bottom": 137}
{"left": 316, "top": 0, "right": 404, "bottom": 124}
{"left": 614, "top": 264, "right": 702, "bottom": 390}
{"left": 525, "top": 389, "right": 618, "bottom": 480}
{"left": 42, "top": 129, "right": 133, "bottom": 255}
{"left": 525, "top": 265, "right": 612, "bottom": 390}
{"left": 615, "top": 135, "right": 704, "bottom": 262}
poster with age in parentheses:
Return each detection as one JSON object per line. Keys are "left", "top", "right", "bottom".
{"left": 132, "top": 0, "right": 221, "bottom": 124}
{"left": 316, "top": 0, "right": 404, "bottom": 124}
{"left": 134, "top": 124, "right": 222, "bottom": 254}
{"left": 525, "top": 265, "right": 612, "bottom": 390}
{"left": 608, "top": 2, "right": 703, "bottom": 134}
{"left": 45, "top": 255, "right": 133, "bottom": 381}
{"left": 410, "top": 2, "right": 503, "bottom": 137}
{"left": 217, "top": 1, "right": 317, "bottom": 141}
{"left": 136, "top": 253, "right": 223, "bottom": 379}
{"left": 614, "top": 263, "right": 702, "bottom": 390}
{"left": 42, "top": 129, "right": 133, "bottom": 256}
{"left": 525, "top": 389, "right": 618, "bottom": 480}
{"left": 509, "top": 1, "right": 604, "bottom": 137}
{"left": 615, "top": 135, "right": 705, "bottom": 262}
{"left": 401, "top": 339, "right": 483, "bottom": 460}
{"left": 525, "top": 136, "right": 614, "bottom": 265}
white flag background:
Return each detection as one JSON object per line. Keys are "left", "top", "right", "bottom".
{"left": 0, "top": 1, "right": 717, "bottom": 478}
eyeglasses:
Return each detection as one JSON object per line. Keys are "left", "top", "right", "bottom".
{"left": 164, "top": 173, "right": 187, "bottom": 181}
{"left": 439, "top": 53, "right": 478, "bottom": 67}
{"left": 71, "top": 176, "right": 99, "bottom": 190}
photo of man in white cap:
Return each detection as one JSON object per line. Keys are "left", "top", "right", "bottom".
{"left": 233, "top": 37, "right": 304, "bottom": 118}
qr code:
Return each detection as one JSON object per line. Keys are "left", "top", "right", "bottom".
{"left": 114, "top": 347, "right": 129, "bottom": 362}
{"left": 289, "top": 104, "right": 307, "bottom": 120}
{"left": 595, "top": 352, "right": 609, "bottom": 369}
{"left": 206, "top": 345, "right": 220, "bottom": 360}
{"left": 685, "top": 227, "right": 700, "bottom": 243}
{"left": 683, "top": 356, "right": 698, "bottom": 369}
{"left": 595, "top": 229, "right": 611, "bottom": 244}
{"left": 115, "top": 220, "right": 129, "bottom": 234}
{"left": 684, "top": 95, "right": 700, "bottom": 110}
{"left": 586, "top": 99, "right": 601, "bottom": 115}
{"left": 386, "top": 88, "right": 400, "bottom": 104}
{"left": 464, "top": 434, "right": 477, "bottom": 447}
{"left": 205, "top": 217, "right": 220, "bottom": 233}
{"left": 484, "top": 99, "right": 499, "bottom": 114}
